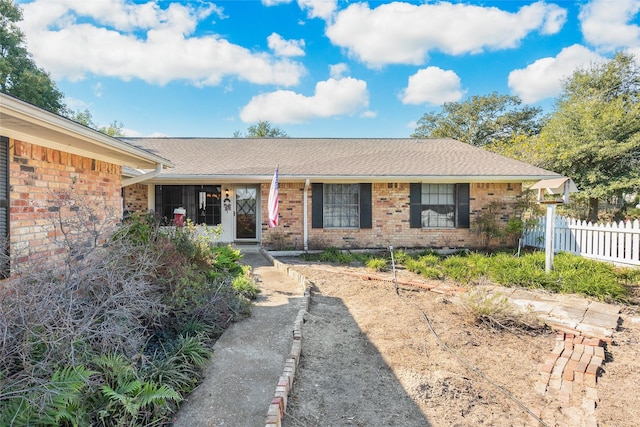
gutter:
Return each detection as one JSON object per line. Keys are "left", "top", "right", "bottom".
{"left": 122, "top": 163, "right": 164, "bottom": 186}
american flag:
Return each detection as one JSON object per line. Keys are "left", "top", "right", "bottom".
{"left": 267, "top": 165, "right": 279, "bottom": 228}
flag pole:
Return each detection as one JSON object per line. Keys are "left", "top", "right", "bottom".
{"left": 267, "top": 164, "right": 279, "bottom": 228}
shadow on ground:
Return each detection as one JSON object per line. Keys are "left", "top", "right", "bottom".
{"left": 284, "top": 289, "right": 431, "bottom": 426}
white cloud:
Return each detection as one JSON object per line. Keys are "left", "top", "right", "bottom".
{"left": 267, "top": 33, "right": 305, "bottom": 57}
{"left": 508, "top": 44, "right": 605, "bottom": 103}
{"left": 262, "top": 0, "right": 336, "bottom": 19}
{"left": 325, "top": 1, "right": 566, "bottom": 68}
{"left": 400, "top": 67, "right": 464, "bottom": 106}
{"left": 297, "top": 0, "right": 337, "bottom": 20}
{"left": 92, "top": 83, "right": 103, "bottom": 97}
{"left": 240, "top": 77, "right": 369, "bottom": 124}
{"left": 329, "top": 63, "right": 349, "bottom": 79}
{"left": 580, "top": 0, "right": 640, "bottom": 51}
{"left": 19, "top": 0, "right": 304, "bottom": 87}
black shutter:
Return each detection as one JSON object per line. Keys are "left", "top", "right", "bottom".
{"left": 154, "top": 185, "right": 163, "bottom": 216}
{"left": 457, "top": 183, "right": 470, "bottom": 228}
{"left": 359, "top": 183, "right": 372, "bottom": 229}
{"left": 409, "top": 183, "right": 422, "bottom": 228}
{"left": 311, "top": 183, "right": 323, "bottom": 228}
{"left": 0, "top": 137, "right": 9, "bottom": 276}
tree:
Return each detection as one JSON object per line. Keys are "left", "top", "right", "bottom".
{"left": 411, "top": 92, "right": 545, "bottom": 148}
{"left": 535, "top": 52, "right": 640, "bottom": 221}
{"left": 69, "top": 109, "right": 125, "bottom": 137}
{"left": 233, "top": 120, "right": 288, "bottom": 138}
{"left": 0, "top": 0, "right": 65, "bottom": 113}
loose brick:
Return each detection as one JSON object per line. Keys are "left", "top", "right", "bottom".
{"left": 573, "top": 335, "right": 584, "bottom": 344}
{"left": 267, "top": 404, "right": 281, "bottom": 426}
{"left": 594, "top": 346, "right": 605, "bottom": 359}
{"left": 540, "top": 362, "right": 555, "bottom": 374}
{"left": 551, "top": 341, "right": 565, "bottom": 356}
{"left": 563, "top": 360, "right": 578, "bottom": 381}
{"left": 583, "top": 337, "right": 602, "bottom": 347}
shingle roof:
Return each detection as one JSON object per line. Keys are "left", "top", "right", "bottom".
{"left": 121, "top": 137, "right": 560, "bottom": 182}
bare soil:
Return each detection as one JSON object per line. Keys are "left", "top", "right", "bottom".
{"left": 280, "top": 260, "right": 640, "bottom": 427}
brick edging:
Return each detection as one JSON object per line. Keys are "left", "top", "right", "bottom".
{"left": 261, "top": 249, "right": 311, "bottom": 427}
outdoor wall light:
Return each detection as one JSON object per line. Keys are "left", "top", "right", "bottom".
{"left": 225, "top": 188, "right": 229, "bottom": 198}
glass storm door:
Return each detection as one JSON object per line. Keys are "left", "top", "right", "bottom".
{"left": 235, "top": 186, "right": 258, "bottom": 239}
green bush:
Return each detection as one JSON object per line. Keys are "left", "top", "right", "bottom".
{"left": 441, "top": 254, "right": 483, "bottom": 284}
{"left": 404, "top": 255, "right": 443, "bottom": 279}
{"left": 232, "top": 274, "right": 261, "bottom": 300}
{"left": 366, "top": 257, "right": 388, "bottom": 272}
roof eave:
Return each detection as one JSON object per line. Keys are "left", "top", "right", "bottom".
{"left": 146, "top": 173, "right": 562, "bottom": 184}
{"left": 0, "top": 93, "right": 173, "bottom": 169}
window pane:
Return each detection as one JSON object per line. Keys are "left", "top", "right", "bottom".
{"left": 420, "top": 184, "right": 455, "bottom": 228}
{"left": 323, "top": 184, "right": 360, "bottom": 228}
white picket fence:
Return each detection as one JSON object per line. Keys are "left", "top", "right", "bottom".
{"left": 522, "top": 216, "right": 640, "bottom": 267}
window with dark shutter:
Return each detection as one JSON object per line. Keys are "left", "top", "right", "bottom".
{"left": 312, "top": 183, "right": 371, "bottom": 229}
{"left": 410, "top": 183, "right": 470, "bottom": 229}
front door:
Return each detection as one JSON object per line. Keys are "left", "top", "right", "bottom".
{"left": 235, "top": 185, "right": 258, "bottom": 240}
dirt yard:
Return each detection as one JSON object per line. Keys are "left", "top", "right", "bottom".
{"left": 280, "top": 260, "right": 640, "bottom": 427}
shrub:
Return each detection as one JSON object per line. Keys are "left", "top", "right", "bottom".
{"left": 0, "top": 202, "right": 250, "bottom": 426}
{"left": 366, "top": 257, "right": 388, "bottom": 272}
{"left": 441, "top": 254, "right": 485, "bottom": 284}
{"left": 404, "top": 255, "right": 443, "bottom": 280}
{"left": 551, "top": 253, "right": 628, "bottom": 302}
{"left": 232, "top": 274, "right": 261, "bottom": 300}
{"left": 460, "top": 288, "right": 545, "bottom": 331}
{"left": 391, "top": 249, "right": 410, "bottom": 265}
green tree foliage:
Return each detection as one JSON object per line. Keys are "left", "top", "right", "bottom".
{"left": 70, "top": 108, "right": 125, "bottom": 137}
{"left": 411, "top": 92, "right": 545, "bottom": 148}
{"left": 234, "top": 120, "right": 288, "bottom": 138}
{"left": 0, "top": 0, "right": 65, "bottom": 113}
{"left": 535, "top": 52, "right": 640, "bottom": 221}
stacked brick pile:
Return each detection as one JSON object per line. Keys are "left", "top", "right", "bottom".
{"left": 534, "top": 332, "right": 606, "bottom": 426}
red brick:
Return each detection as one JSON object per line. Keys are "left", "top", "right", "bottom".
{"left": 563, "top": 359, "right": 579, "bottom": 381}
{"left": 594, "top": 346, "right": 605, "bottom": 359}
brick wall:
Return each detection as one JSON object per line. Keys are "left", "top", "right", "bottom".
{"left": 9, "top": 139, "right": 122, "bottom": 271}
{"left": 123, "top": 183, "right": 149, "bottom": 215}
{"left": 261, "top": 181, "right": 522, "bottom": 250}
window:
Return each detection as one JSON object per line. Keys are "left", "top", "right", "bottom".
{"left": 155, "top": 185, "right": 221, "bottom": 226}
{"left": 196, "top": 187, "right": 222, "bottom": 226}
{"left": 410, "top": 183, "right": 470, "bottom": 229}
{"left": 312, "top": 183, "right": 372, "bottom": 229}
{"left": 324, "top": 184, "right": 360, "bottom": 228}
{"left": 420, "top": 184, "right": 455, "bottom": 227}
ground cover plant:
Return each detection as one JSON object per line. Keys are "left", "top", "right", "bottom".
{"left": 304, "top": 247, "right": 634, "bottom": 303}
{"left": 0, "top": 208, "right": 258, "bottom": 426}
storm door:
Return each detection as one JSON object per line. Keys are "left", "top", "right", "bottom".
{"left": 235, "top": 186, "right": 258, "bottom": 240}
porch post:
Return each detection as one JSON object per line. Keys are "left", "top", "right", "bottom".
{"left": 303, "top": 179, "right": 310, "bottom": 251}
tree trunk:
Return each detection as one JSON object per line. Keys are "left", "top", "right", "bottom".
{"left": 587, "top": 198, "right": 599, "bottom": 222}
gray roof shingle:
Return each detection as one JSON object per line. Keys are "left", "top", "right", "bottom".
{"left": 121, "top": 137, "right": 560, "bottom": 182}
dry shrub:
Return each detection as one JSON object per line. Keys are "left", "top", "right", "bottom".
{"left": 459, "top": 287, "right": 546, "bottom": 332}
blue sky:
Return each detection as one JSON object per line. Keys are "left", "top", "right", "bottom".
{"left": 15, "top": 0, "right": 640, "bottom": 138}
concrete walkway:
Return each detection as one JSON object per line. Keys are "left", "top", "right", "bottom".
{"left": 171, "top": 247, "right": 304, "bottom": 427}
